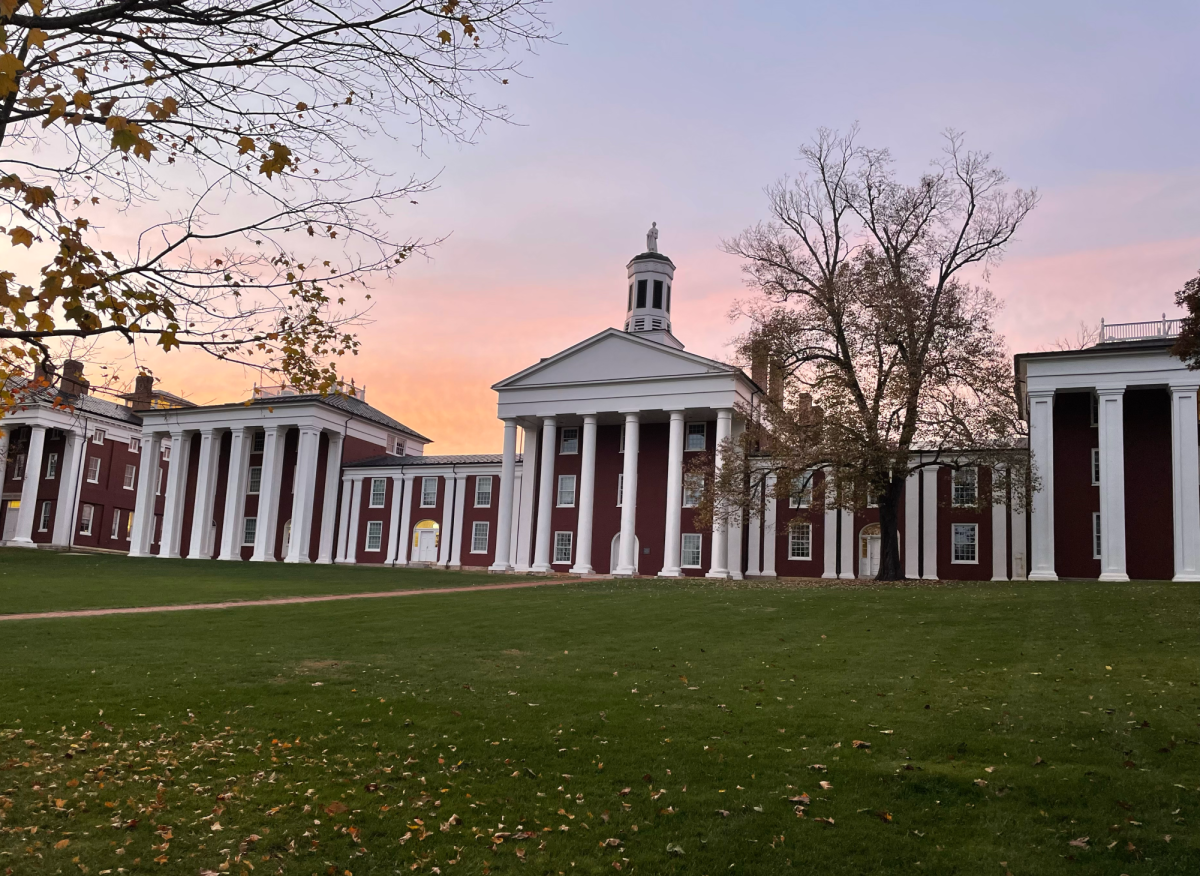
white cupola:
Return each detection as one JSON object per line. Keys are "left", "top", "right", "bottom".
{"left": 623, "top": 222, "right": 684, "bottom": 349}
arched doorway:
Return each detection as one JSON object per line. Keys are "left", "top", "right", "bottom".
{"left": 281, "top": 519, "right": 292, "bottom": 558}
{"left": 413, "top": 519, "right": 440, "bottom": 563}
{"left": 610, "top": 533, "right": 639, "bottom": 575}
{"left": 859, "top": 523, "right": 881, "bottom": 578}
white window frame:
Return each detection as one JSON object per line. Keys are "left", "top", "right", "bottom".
{"left": 162, "top": 442, "right": 171, "bottom": 462}
{"left": 951, "top": 467, "right": 977, "bottom": 507}
{"left": 92, "top": 428, "right": 106, "bottom": 445}
{"left": 681, "top": 533, "right": 702, "bottom": 568}
{"left": 682, "top": 472, "right": 703, "bottom": 508}
{"left": 557, "top": 474, "right": 576, "bottom": 507}
{"left": 365, "top": 520, "right": 384, "bottom": 552}
{"left": 243, "top": 516, "right": 257, "bottom": 546}
{"left": 685, "top": 422, "right": 706, "bottom": 452}
{"left": 247, "top": 465, "right": 263, "bottom": 495}
{"left": 474, "top": 475, "right": 493, "bottom": 508}
{"left": 251, "top": 431, "right": 265, "bottom": 453}
{"left": 14, "top": 453, "right": 26, "bottom": 480}
{"left": 369, "top": 477, "right": 387, "bottom": 509}
{"left": 420, "top": 476, "right": 438, "bottom": 508}
{"left": 559, "top": 427, "right": 579, "bottom": 455}
{"left": 45, "top": 452, "right": 58, "bottom": 480}
{"left": 618, "top": 428, "right": 625, "bottom": 454}
{"left": 79, "top": 504, "right": 95, "bottom": 536}
{"left": 156, "top": 467, "right": 164, "bottom": 496}
{"left": 553, "top": 530, "right": 573, "bottom": 565}
{"left": 951, "top": 523, "right": 978, "bottom": 564}
{"left": 1092, "top": 512, "right": 1102, "bottom": 560}
{"left": 616, "top": 472, "right": 624, "bottom": 507}
{"left": 123, "top": 464, "right": 137, "bottom": 490}
{"left": 110, "top": 510, "right": 121, "bottom": 541}
{"left": 1091, "top": 448, "right": 1100, "bottom": 487}
{"left": 788, "top": 522, "right": 812, "bottom": 560}
{"left": 86, "top": 456, "right": 101, "bottom": 484}
{"left": 38, "top": 500, "right": 52, "bottom": 532}
{"left": 788, "top": 473, "right": 813, "bottom": 509}
{"left": 471, "top": 520, "right": 490, "bottom": 554}
{"left": 129, "top": 436, "right": 140, "bottom": 453}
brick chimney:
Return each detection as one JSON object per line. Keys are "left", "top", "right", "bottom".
{"left": 60, "top": 359, "right": 89, "bottom": 396}
{"left": 32, "top": 362, "right": 50, "bottom": 387}
{"left": 129, "top": 374, "right": 155, "bottom": 411}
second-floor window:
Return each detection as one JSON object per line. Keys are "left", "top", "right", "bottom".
{"left": 421, "top": 477, "right": 438, "bottom": 507}
{"left": 14, "top": 453, "right": 26, "bottom": 479}
{"left": 474, "top": 475, "right": 493, "bottom": 507}
{"left": 952, "top": 467, "right": 977, "bottom": 507}
{"left": 129, "top": 436, "right": 140, "bottom": 453}
{"left": 789, "top": 473, "right": 812, "bottom": 508}
{"left": 1091, "top": 448, "right": 1100, "bottom": 486}
{"left": 560, "top": 427, "right": 579, "bottom": 454}
{"left": 247, "top": 466, "right": 262, "bottom": 494}
{"left": 685, "top": 423, "right": 706, "bottom": 451}
{"left": 86, "top": 457, "right": 101, "bottom": 484}
{"left": 369, "top": 478, "right": 387, "bottom": 508}
{"left": 92, "top": 428, "right": 106, "bottom": 445}
{"left": 557, "top": 474, "right": 576, "bottom": 507}
{"left": 123, "top": 464, "right": 137, "bottom": 490}
{"left": 252, "top": 431, "right": 265, "bottom": 452}
{"left": 682, "top": 472, "right": 703, "bottom": 508}
{"left": 45, "top": 452, "right": 58, "bottom": 480}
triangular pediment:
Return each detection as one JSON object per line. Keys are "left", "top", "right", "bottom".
{"left": 494, "top": 329, "right": 736, "bottom": 389}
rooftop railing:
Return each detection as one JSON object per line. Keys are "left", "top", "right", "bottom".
{"left": 1098, "top": 315, "right": 1181, "bottom": 344}
{"left": 254, "top": 381, "right": 366, "bottom": 401}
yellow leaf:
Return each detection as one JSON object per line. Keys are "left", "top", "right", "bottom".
{"left": 72, "top": 90, "right": 92, "bottom": 109}
{"left": 54, "top": 839, "right": 69, "bottom": 849}
{"left": 236, "top": 135, "right": 256, "bottom": 155}
{"left": 437, "top": 29, "right": 452, "bottom": 44}
{"left": 258, "top": 141, "right": 292, "bottom": 178}
{"left": 9, "top": 227, "right": 33, "bottom": 247}
{"left": 27, "top": 28, "right": 48, "bottom": 49}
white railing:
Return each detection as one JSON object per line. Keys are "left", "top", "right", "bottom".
{"left": 1098, "top": 316, "right": 1181, "bottom": 344}
{"left": 254, "top": 381, "right": 366, "bottom": 401}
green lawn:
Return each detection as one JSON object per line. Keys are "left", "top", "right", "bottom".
{"left": 0, "top": 548, "right": 518, "bottom": 614}
{"left": 1, "top": 555, "right": 1198, "bottom": 875}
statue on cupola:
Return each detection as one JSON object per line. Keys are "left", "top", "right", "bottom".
{"left": 646, "top": 221, "right": 659, "bottom": 253}
{"left": 625, "top": 223, "right": 683, "bottom": 349}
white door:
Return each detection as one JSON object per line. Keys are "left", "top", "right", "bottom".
{"left": 865, "top": 536, "right": 880, "bottom": 577}
{"left": 1, "top": 501, "right": 17, "bottom": 542}
{"left": 416, "top": 529, "right": 438, "bottom": 563}
{"left": 281, "top": 519, "right": 292, "bottom": 558}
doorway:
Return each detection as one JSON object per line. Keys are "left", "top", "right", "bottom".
{"left": 859, "top": 523, "right": 881, "bottom": 578}
{"left": 609, "top": 533, "right": 639, "bottom": 574}
{"left": 1, "top": 501, "right": 17, "bottom": 542}
{"left": 413, "top": 519, "right": 440, "bottom": 563}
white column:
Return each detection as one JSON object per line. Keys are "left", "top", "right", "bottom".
{"left": 514, "top": 426, "right": 538, "bottom": 572}
{"left": 393, "top": 473, "right": 415, "bottom": 565}
{"left": 1010, "top": 499, "right": 1028, "bottom": 580}
{"left": 571, "top": 414, "right": 599, "bottom": 575}
{"left": 1027, "top": 390, "right": 1057, "bottom": 581}
{"left": 509, "top": 470, "right": 522, "bottom": 565}
{"left": 991, "top": 467, "right": 1009, "bottom": 581}
{"left": 449, "top": 472, "right": 468, "bottom": 567}
{"left": 385, "top": 476, "right": 405, "bottom": 564}
{"left": 921, "top": 466, "right": 939, "bottom": 580}
{"left": 614, "top": 412, "right": 641, "bottom": 575}
{"left": 659, "top": 411, "right": 685, "bottom": 577}
{"left": 129, "top": 432, "right": 162, "bottom": 557}
{"left": 821, "top": 470, "right": 838, "bottom": 578}
{"left": 746, "top": 503, "right": 762, "bottom": 577}
{"left": 316, "top": 431, "right": 343, "bottom": 564}
{"left": 285, "top": 427, "right": 321, "bottom": 563}
{"left": 218, "top": 428, "right": 252, "bottom": 561}
{"left": 839, "top": 507, "right": 855, "bottom": 579}
{"left": 762, "top": 473, "right": 778, "bottom": 578}
{"left": 706, "top": 409, "right": 733, "bottom": 578}
{"left": 10, "top": 424, "right": 47, "bottom": 547}
{"left": 438, "top": 474, "right": 457, "bottom": 567}
{"left": 50, "top": 430, "right": 82, "bottom": 547}
{"left": 531, "top": 417, "right": 557, "bottom": 573}
{"left": 1097, "top": 387, "right": 1128, "bottom": 581}
{"left": 251, "top": 425, "right": 284, "bottom": 562}
{"left": 159, "top": 430, "right": 190, "bottom": 559}
{"left": 490, "top": 420, "right": 519, "bottom": 571}
{"left": 343, "top": 476, "right": 363, "bottom": 564}
{"left": 335, "top": 474, "right": 353, "bottom": 562}
{"left": 187, "top": 429, "right": 220, "bottom": 559}
{"left": 1171, "top": 385, "right": 1200, "bottom": 581}
{"left": 904, "top": 469, "right": 920, "bottom": 579}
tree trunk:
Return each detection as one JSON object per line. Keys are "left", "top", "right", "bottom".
{"left": 875, "top": 476, "right": 905, "bottom": 581}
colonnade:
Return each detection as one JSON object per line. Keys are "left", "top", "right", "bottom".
{"left": 1, "top": 423, "right": 86, "bottom": 548}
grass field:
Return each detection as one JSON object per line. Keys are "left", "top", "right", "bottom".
{"left": 1, "top": 552, "right": 1199, "bottom": 875}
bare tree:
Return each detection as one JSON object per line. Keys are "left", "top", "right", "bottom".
{"left": 0, "top": 0, "right": 551, "bottom": 406}
{"left": 708, "top": 128, "right": 1037, "bottom": 581}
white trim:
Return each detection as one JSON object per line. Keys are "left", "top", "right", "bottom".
{"left": 420, "top": 476, "right": 438, "bottom": 508}
{"left": 79, "top": 503, "right": 94, "bottom": 536}
{"left": 474, "top": 475, "right": 493, "bottom": 508}
{"left": 1092, "top": 511, "right": 1102, "bottom": 560}
{"left": 85, "top": 456, "right": 101, "bottom": 484}
{"left": 559, "top": 426, "right": 579, "bottom": 455}
{"left": 951, "top": 522, "right": 978, "bottom": 564}
{"left": 45, "top": 452, "right": 58, "bottom": 480}
{"left": 365, "top": 519, "right": 384, "bottom": 552}
{"left": 123, "top": 463, "right": 137, "bottom": 490}
{"left": 368, "top": 477, "right": 387, "bottom": 508}
{"left": 243, "top": 516, "right": 257, "bottom": 546}
{"left": 681, "top": 532, "right": 702, "bottom": 568}
{"left": 556, "top": 473, "right": 577, "bottom": 507}
{"left": 553, "top": 530, "right": 573, "bottom": 565}
{"left": 471, "top": 520, "right": 490, "bottom": 554}
{"left": 788, "top": 522, "right": 813, "bottom": 560}
{"left": 37, "top": 500, "right": 52, "bottom": 532}
{"left": 685, "top": 421, "right": 706, "bottom": 452}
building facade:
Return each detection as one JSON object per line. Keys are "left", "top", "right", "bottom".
{"left": 2, "top": 245, "right": 1196, "bottom": 582}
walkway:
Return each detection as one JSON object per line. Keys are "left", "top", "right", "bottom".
{"left": 0, "top": 578, "right": 567, "bottom": 622}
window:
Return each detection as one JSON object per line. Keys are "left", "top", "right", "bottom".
{"left": 1091, "top": 448, "right": 1100, "bottom": 486}
{"left": 789, "top": 473, "right": 813, "bottom": 508}
{"left": 627, "top": 284, "right": 633, "bottom": 311}
{"left": 1093, "top": 512, "right": 1102, "bottom": 560}
{"left": 38, "top": 500, "right": 52, "bottom": 532}
{"left": 110, "top": 510, "right": 121, "bottom": 541}
{"left": 86, "top": 456, "right": 101, "bottom": 483}
{"left": 553, "top": 531, "right": 572, "bottom": 564}
{"left": 162, "top": 442, "right": 171, "bottom": 461}
{"left": 14, "top": 453, "right": 25, "bottom": 479}
{"left": 474, "top": 475, "right": 493, "bottom": 508}
{"left": 665, "top": 284, "right": 671, "bottom": 312}
{"left": 618, "top": 428, "right": 625, "bottom": 453}
{"left": 92, "top": 428, "right": 106, "bottom": 445}
{"left": 369, "top": 478, "right": 387, "bottom": 508}
{"left": 685, "top": 422, "right": 706, "bottom": 451}
{"left": 45, "top": 452, "right": 58, "bottom": 480}
{"left": 652, "top": 279, "right": 663, "bottom": 309}
{"left": 951, "top": 467, "right": 977, "bottom": 507}
{"left": 616, "top": 473, "right": 624, "bottom": 507}
{"left": 681, "top": 533, "right": 702, "bottom": 568}
{"left": 682, "top": 472, "right": 703, "bottom": 508}
{"left": 123, "top": 464, "right": 137, "bottom": 490}
{"left": 79, "top": 504, "right": 95, "bottom": 536}
{"left": 129, "top": 436, "right": 140, "bottom": 453}
{"left": 471, "top": 521, "right": 490, "bottom": 554}
{"left": 557, "top": 474, "right": 576, "bottom": 507}
{"left": 1089, "top": 392, "right": 1099, "bottom": 428}
{"left": 243, "top": 517, "right": 257, "bottom": 546}
{"left": 636, "top": 279, "right": 647, "bottom": 308}
{"left": 560, "top": 427, "right": 579, "bottom": 455}
{"left": 952, "top": 523, "right": 978, "bottom": 563}
{"left": 247, "top": 465, "right": 262, "bottom": 494}
{"left": 365, "top": 520, "right": 383, "bottom": 551}
{"left": 421, "top": 477, "right": 438, "bottom": 507}
{"left": 787, "top": 522, "right": 812, "bottom": 560}
{"left": 252, "top": 431, "right": 265, "bottom": 453}
{"left": 156, "top": 467, "right": 164, "bottom": 496}
{"left": 125, "top": 513, "right": 133, "bottom": 541}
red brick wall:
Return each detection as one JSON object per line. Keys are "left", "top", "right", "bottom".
{"left": 774, "top": 469, "right": 826, "bottom": 577}
{"left": 355, "top": 474, "right": 393, "bottom": 564}
{"left": 1053, "top": 392, "right": 1100, "bottom": 578}
{"left": 937, "top": 467, "right": 992, "bottom": 581}
{"left": 1124, "top": 389, "right": 1173, "bottom": 580}
{"left": 461, "top": 473, "right": 500, "bottom": 568}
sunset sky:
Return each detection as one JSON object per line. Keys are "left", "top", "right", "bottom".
{"left": 137, "top": 0, "right": 1200, "bottom": 454}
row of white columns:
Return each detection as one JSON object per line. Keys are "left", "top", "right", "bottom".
{"left": 2, "top": 423, "right": 86, "bottom": 549}
{"left": 489, "top": 409, "right": 740, "bottom": 578}
{"left": 1028, "top": 385, "right": 1200, "bottom": 582}
{"left": 129, "top": 425, "right": 344, "bottom": 563}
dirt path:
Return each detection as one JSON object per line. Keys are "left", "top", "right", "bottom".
{"left": 0, "top": 578, "right": 568, "bottom": 622}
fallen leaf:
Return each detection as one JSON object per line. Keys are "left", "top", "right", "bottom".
{"left": 852, "top": 740, "right": 871, "bottom": 749}
{"left": 666, "top": 842, "right": 684, "bottom": 856}
{"left": 324, "top": 802, "right": 349, "bottom": 815}
{"left": 819, "top": 781, "right": 832, "bottom": 790}
{"left": 1068, "top": 837, "right": 1089, "bottom": 849}
{"left": 815, "top": 816, "right": 835, "bottom": 826}
{"left": 54, "top": 839, "right": 70, "bottom": 849}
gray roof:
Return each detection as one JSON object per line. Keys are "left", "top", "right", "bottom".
{"left": 5, "top": 379, "right": 142, "bottom": 426}
{"left": 627, "top": 251, "right": 675, "bottom": 267}
{"left": 235, "top": 392, "right": 430, "bottom": 442}
{"left": 346, "top": 452, "right": 520, "bottom": 469}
